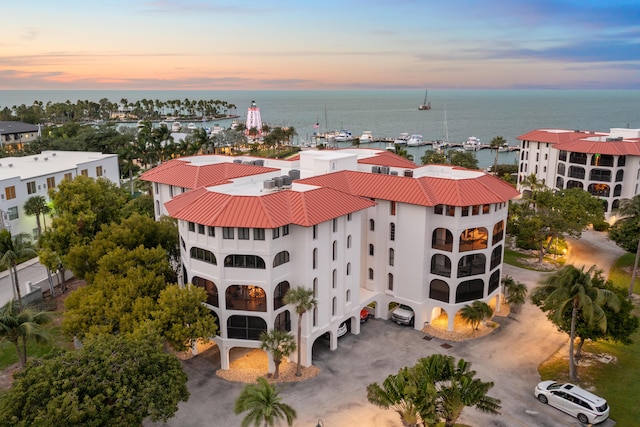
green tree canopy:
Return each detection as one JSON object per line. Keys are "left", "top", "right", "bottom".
{"left": 448, "top": 150, "right": 479, "bottom": 169}
{"left": 0, "top": 334, "right": 189, "bottom": 427}
{"left": 283, "top": 287, "right": 317, "bottom": 377}
{"left": 459, "top": 301, "right": 493, "bottom": 331}
{"left": 259, "top": 329, "right": 296, "bottom": 380}
{"left": 0, "top": 300, "right": 53, "bottom": 368}
{"left": 420, "top": 149, "right": 447, "bottom": 165}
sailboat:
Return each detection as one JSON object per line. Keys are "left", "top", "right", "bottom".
{"left": 433, "top": 109, "right": 449, "bottom": 150}
{"left": 418, "top": 90, "right": 431, "bottom": 110}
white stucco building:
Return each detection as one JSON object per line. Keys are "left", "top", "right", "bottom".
{"left": 517, "top": 128, "right": 640, "bottom": 222}
{"left": 0, "top": 151, "right": 120, "bottom": 237}
{"left": 142, "top": 149, "right": 519, "bottom": 369}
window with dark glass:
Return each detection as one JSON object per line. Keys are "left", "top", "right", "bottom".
{"left": 190, "top": 247, "right": 217, "bottom": 264}
{"left": 389, "top": 223, "right": 395, "bottom": 241}
{"left": 198, "top": 224, "right": 205, "bottom": 234}
{"left": 238, "top": 227, "right": 250, "bottom": 240}
{"left": 224, "top": 254, "right": 266, "bottom": 269}
{"left": 273, "top": 251, "right": 290, "bottom": 267}
{"left": 223, "top": 227, "right": 234, "bottom": 239}
{"left": 208, "top": 226, "right": 215, "bottom": 237}
{"left": 253, "top": 228, "right": 264, "bottom": 240}
{"left": 272, "top": 227, "right": 280, "bottom": 239}
{"left": 188, "top": 222, "right": 195, "bottom": 232}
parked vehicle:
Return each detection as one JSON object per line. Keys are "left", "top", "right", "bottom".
{"left": 391, "top": 304, "right": 414, "bottom": 326}
{"left": 360, "top": 308, "right": 370, "bottom": 323}
{"left": 324, "top": 322, "right": 348, "bottom": 339}
{"left": 534, "top": 381, "right": 609, "bottom": 425}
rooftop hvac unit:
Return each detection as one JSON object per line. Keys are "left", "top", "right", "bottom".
{"left": 404, "top": 170, "right": 414, "bottom": 177}
{"left": 233, "top": 159, "right": 242, "bottom": 164}
{"left": 44, "top": 157, "right": 48, "bottom": 161}
{"left": 263, "top": 180, "right": 276, "bottom": 191}
{"left": 281, "top": 175, "right": 292, "bottom": 186}
{"left": 274, "top": 176, "right": 283, "bottom": 188}
{"left": 390, "top": 171, "right": 398, "bottom": 176}
{"left": 243, "top": 161, "right": 252, "bottom": 165}
{"left": 252, "top": 159, "right": 265, "bottom": 166}
{"left": 372, "top": 166, "right": 380, "bottom": 173}
{"left": 606, "top": 137, "right": 623, "bottom": 142}
{"left": 288, "top": 169, "right": 300, "bottom": 180}
{"left": 52, "top": 152, "right": 57, "bottom": 156}
{"left": 34, "top": 157, "right": 38, "bottom": 161}
{"left": 380, "top": 166, "right": 390, "bottom": 174}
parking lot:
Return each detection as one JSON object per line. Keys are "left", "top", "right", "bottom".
{"left": 148, "top": 265, "right": 616, "bottom": 427}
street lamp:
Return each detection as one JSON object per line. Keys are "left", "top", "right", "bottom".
{"left": 315, "top": 419, "right": 324, "bottom": 427}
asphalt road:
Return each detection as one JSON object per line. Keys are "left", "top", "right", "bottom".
{"left": 148, "top": 230, "right": 620, "bottom": 427}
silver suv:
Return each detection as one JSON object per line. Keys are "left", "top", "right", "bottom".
{"left": 534, "top": 381, "right": 609, "bottom": 424}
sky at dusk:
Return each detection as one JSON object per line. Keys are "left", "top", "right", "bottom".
{"left": 1, "top": 0, "right": 639, "bottom": 90}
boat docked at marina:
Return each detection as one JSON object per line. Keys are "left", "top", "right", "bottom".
{"left": 187, "top": 122, "right": 197, "bottom": 131}
{"left": 407, "top": 134, "right": 425, "bottom": 146}
{"left": 171, "top": 121, "right": 182, "bottom": 132}
{"left": 334, "top": 130, "right": 353, "bottom": 142}
{"left": 463, "top": 136, "right": 482, "bottom": 151}
{"left": 394, "top": 132, "right": 410, "bottom": 145}
{"left": 359, "top": 131, "right": 374, "bottom": 143}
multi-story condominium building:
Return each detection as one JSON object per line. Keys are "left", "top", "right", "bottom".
{"left": 142, "top": 149, "right": 519, "bottom": 369}
{"left": 0, "top": 151, "right": 119, "bottom": 237}
{"left": 517, "top": 127, "right": 640, "bottom": 222}
{"left": 0, "top": 121, "right": 40, "bottom": 149}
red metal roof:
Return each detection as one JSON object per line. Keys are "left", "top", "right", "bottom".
{"left": 299, "top": 170, "right": 519, "bottom": 207}
{"left": 354, "top": 150, "right": 418, "bottom": 169}
{"left": 517, "top": 129, "right": 640, "bottom": 155}
{"left": 140, "top": 157, "right": 279, "bottom": 188}
{"left": 164, "top": 186, "right": 376, "bottom": 228}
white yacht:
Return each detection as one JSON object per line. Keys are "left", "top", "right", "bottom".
{"left": 171, "top": 122, "right": 182, "bottom": 132}
{"left": 359, "top": 131, "right": 374, "bottom": 143}
{"left": 394, "top": 132, "right": 410, "bottom": 145}
{"left": 334, "top": 130, "right": 353, "bottom": 142}
{"left": 463, "top": 136, "right": 482, "bottom": 151}
{"left": 407, "top": 134, "right": 424, "bottom": 146}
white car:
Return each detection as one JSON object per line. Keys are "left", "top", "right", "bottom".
{"left": 534, "top": 381, "right": 609, "bottom": 424}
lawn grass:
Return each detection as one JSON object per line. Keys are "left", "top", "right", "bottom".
{"left": 0, "top": 314, "right": 73, "bottom": 370}
{"left": 503, "top": 249, "right": 538, "bottom": 270}
{"left": 538, "top": 255, "right": 640, "bottom": 426}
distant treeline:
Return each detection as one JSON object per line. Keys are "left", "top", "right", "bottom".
{"left": 0, "top": 98, "right": 238, "bottom": 125}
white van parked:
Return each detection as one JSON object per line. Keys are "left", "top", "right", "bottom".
{"left": 534, "top": 381, "right": 609, "bottom": 424}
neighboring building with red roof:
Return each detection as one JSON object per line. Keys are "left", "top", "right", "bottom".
{"left": 142, "top": 148, "right": 519, "bottom": 370}
{"left": 517, "top": 128, "right": 640, "bottom": 221}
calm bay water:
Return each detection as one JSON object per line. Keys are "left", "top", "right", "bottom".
{"left": 2, "top": 89, "right": 639, "bottom": 168}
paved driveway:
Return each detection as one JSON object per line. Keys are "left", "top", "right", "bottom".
{"left": 149, "top": 230, "right": 619, "bottom": 427}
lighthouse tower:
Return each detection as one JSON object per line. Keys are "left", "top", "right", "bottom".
{"left": 245, "top": 100, "right": 263, "bottom": 137}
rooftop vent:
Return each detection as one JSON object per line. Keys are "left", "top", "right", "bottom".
{"left": 380, "top": 166, "right": 390, "bottom": 175}
{"left": 252, "top": 159, "right": 264, "bottom": 166}
{"left": 263, "top": 180, "right": 276, "bottom": 191}
{"left": 44, "top": 157, "right": 48, "bottom": 161}
{"left": 281, "top": 175, "right": 292, "bottom": 187}
{"left": 288, "top": 169, "right": 300, "bottom": 180}
{"left": 372, "top": 166, "right": 380, "bottom": 174}
{"left": 34, "top": 157, "right": 38, "bottom": 161}
{"left": 274, "top": 176, "right": 283, "bottom": 188}
{"left": 8, "top": 164, "right": 13, "bottom": 168}
{"left": 233, "top": 159, "right": 242, "bottom": 164}
{"left": 606, "top": 137, "right": 624, "bottom": 142}
{"left": 390, "top": 171, "right": 398, "bottom": 176}
{"left": 52, "top": 152, "right": 57, "bottom": 156}
{"left": 404, "top": 170, "right": 414, "bottom": 177}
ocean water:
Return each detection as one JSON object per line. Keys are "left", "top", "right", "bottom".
{"left": 2, "top": 89, "right": 639, "bottom": 168}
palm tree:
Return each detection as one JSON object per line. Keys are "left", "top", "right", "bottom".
{"left": 0, "top": 230, "right": 36, "bottom": 312}
{"left": 489, "top": 136, "right": 506, "bottom": 174}
{"left": 0, "top": 300, "right": 53, "bottom": 368}
{"left": 23, "top": 195, "right": 51, "bottom": 238}
{"left": 616, "top": 195, "right": 640, "bottom": 296}
{"left": 283, "top": 287, "right": 317, "bottom": 376}
{"left": 259, "top": 329, "right": 296, "bottom": 380}
{"left": 502, "top": 275, "right": 528, "bottom": 312}
{"left": 530, "top": 264, "right": 620, "bottom": 381}
{"left": 436, "top": 357, "right": 502, "bottom": 427}
{"left": 234, "top": 377, "right": 296, "bottom": 427}
{"left": 366, "top": 367, "right": 421, "bottom": 427}
{"left": 459, "top": 300, "right": 493, "bottom": 331}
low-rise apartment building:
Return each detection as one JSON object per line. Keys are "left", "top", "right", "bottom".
{"left": 142, "top": 149, "right": 519, "bottom": 369}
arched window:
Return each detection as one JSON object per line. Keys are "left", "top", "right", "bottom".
{"left": 192, "top": 276, "right": 218, "bottom": 306}
{"left": 369, "top": 219, "right": 375, "bottom": 231}
{"left": 612, "top": 199, "right": 620, "bottom": 210}
{"left": 456, "top": 279, "right": 484, "bottom": 303}
{"left": 346, "top": 262, "right": 351, "bottom": 275}
{"left": 388, "top": 273, "right": 393, "bottom": 291}
{"left": 190, "top": 247, "right": 217, "bottom": 265}
{"left": 614, "top": 184, "right": 622, "bottom": 197}
{"left": 568, "top": 165, "right": 585, "bottom": 179}
{"left": 588, "top": 183, "right": 610, "bottom": 198}
{"left": 459, "top": 228, "right": 488, "bottom": 252}
{"left": 274, "top": 281, "right": 290, "bottom": 310}
{"left": 332, "top": 240, "right": 337, "bottom": 261}
{"left": 389, "top": 248, "right": 395, "bottom": 266}
{"left": 313, "top": 278, "right": 318, "bottom": 297}
{"left": 492, "top": 221, "right": 504, "bottom": 245}
{"left": 488, "top": 270, "right": 500, "bottom": 294}
{"left": 369, "top": 244, "right": 375, "bottom": 256}
{"left": 430, "top": 254, "right": 451, "bottom": 277}
{"left": 591, "top": 154, "right": 614, "bottom": 167}
{"left": 389, "top": 223, "right": 396, "bottom": 241}
{"left": 332, "top": 297, "right": 337, "bottom": 316}
{"left": 429, "top": 279, "right": 449, "bottom": 303}
{"left": 332, "top": 269, "right": 337, "bottom": 289}
{"left": 557, "top": 163, "right": 566, "bottom": 176}
{"left": 369, "top": 268, "right": 374, "bottom": 280}
{"left": 313, "top": 307, "right": 318, "bottom": 327}
{"left": 569, "top": 152, "right": 587, "bottom": 165}
{"left": 490, "top": 246, "right": 502, "bottom": 270}
{"left": 347, "top": 235, "right": 352, "bottom": 249}
{"left": 312, "top": 248, "right": 318, "bottom": 269}
{"left": 227, "top": 315, "right": 267, "bottom": 340}
{"left": 432, "top": 228, "right": 453, "bottom": 251}
{"left": 556, "top": 176, "right": 564, "bottom": 190}
{"left": 274, "top": 311, "right": 291, "bottom": 332}
{"left": 273, "top": 251, "right": 290, "bottom": 268}
{"left": 458, "top": 254, "right": 486, "bottom": 278}
{"left": 224, "top": 255, "right": 265, "bottom": 269}
{"left": 346, "top": 289, "right": 351, "bottom": 302}
{"left": 589, "top": 169, "right": 611, "bottom": 182}
{"left": 616, "top": 170, "right": 624, "bottom": 182}
{"left": 566, "top": 180, "right": 583, "bottom": 189}
{"left": 225, "top": 285, "right": 267, "bottom": 312}
{"left": 618, "top": 156, "right": 626, "bottom": 167}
